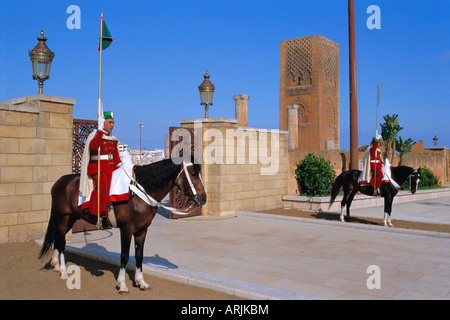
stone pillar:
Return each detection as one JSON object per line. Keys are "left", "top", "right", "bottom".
{"left": 0, "top": 94, "right": 75, "bottom": 242}
{"left": 164, "top": 132, "right": 170, "bottom": 158}
{"left": 233, "top": 94, "right": 249, "bottom": 127}
{"left": 286, "top": 104, "right": 298, "bottom": 149}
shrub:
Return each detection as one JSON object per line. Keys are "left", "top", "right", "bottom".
{"left": 295, "top": 153, "right": 336, "bottom": 197}
{"left": 418, "top": 166, "right": 439, "bottom": 188}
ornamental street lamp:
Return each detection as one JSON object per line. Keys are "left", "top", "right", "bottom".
{"left": 198, "top": 70, "right": 215, "bottom": 118}
{"left": 433, "top": 135, "right": 438, "bottom": 146}
{"left": 29, "top": 29, "right": 54, "bottom": 94}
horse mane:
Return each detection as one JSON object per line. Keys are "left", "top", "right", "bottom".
{"left": 133, "top": 156, "right": 201, "bottom": 193}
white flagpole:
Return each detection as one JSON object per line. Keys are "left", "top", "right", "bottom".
{"left": 96, "top": 12, "right": 104, "bottom": 228}
{"left": 374, "top": 85, "right": 379, "bottom": 195}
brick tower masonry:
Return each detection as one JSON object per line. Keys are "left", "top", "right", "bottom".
{"left": 280, "top": 35, "right": 339, "bottom": 151}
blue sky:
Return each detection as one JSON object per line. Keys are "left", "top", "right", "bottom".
{"left": 1, "top": 0, "right": 449, "bottom": 150}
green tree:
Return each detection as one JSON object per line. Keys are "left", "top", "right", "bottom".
{"left": 395, "top": 136, "right": 415, "bottom": 165}
{"left": 380, "top": 114, "right": 403, "bottom": 163}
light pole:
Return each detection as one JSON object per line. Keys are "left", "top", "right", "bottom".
{"left": 138, "top": 123, "right": 144, "bottom": 164}
{"left": 198, "top": 70, "right": 215, "bottom": 118}
{"left": 29, "top": 29, "right": 54, "bottom": 94}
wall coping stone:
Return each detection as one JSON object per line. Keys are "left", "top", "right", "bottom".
{"left": 2, "top": 94, "right": 76, "bottom": 106}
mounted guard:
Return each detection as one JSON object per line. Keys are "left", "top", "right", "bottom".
{"left": 330, "top": 85, "right": 420, "bottom": 226}
{"left": 39, "top": 12, "right": 208, "bottom": 294}
{"left": 360, "top": 135, "right": 390, "bottom": 195}
{"left": 79, "top": 111, "right": 125, "bottom": 225}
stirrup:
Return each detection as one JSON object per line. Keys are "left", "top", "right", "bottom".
{"left": 96, "top": 216, "right": 111, "bottom": 230}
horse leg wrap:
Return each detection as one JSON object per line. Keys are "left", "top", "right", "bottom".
{"left": 135, "top": 268, "right": 150, "bottom": 290}
{"left": 117, "top": 268, "right": 129, "bottom": 294}
{"left": 59, "top": 252, "right": 68, "bottom": 280}
{"left": 51, "top": 249, "right": 60, "bottom": 271}
{"left": 384, "top": 212, "right": 394, "bottom": 227}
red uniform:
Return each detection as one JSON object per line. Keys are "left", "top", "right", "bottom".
{"left": 370, "top": 139, "right": 383, "bottom": 188}
{"left": 82, "top": 130, "right": 121, "bottom": 215}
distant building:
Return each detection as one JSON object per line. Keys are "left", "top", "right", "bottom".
{"left": 129, "top": 148, "right": 165, "bottom": 165}
{"left": 118, "top": 142, "right": 130, "bottom": 153}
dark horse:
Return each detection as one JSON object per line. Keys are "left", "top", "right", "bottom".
{"left": 329, "top": 166, "right": 420, "bottom": 227}
{"left": 39, "top": 157, "right": 206, "bottom": 293}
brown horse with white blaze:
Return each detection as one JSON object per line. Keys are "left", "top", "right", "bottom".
{"left": 39, "top": 157, "right": 206, "bottom": 293}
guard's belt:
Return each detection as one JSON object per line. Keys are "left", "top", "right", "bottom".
{"left": 91, "top": 154, "right": 114, "bottom": 161}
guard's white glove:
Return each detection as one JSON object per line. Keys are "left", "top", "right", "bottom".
{"left": 98, "top": 116, "right": 105, "bottom": 131}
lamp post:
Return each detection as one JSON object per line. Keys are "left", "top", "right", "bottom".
{"left": 198, "top": 70, "right": 215, "bottom": 118}
{"left": 29, "top": 29, "right": 54, "bottom": 94}
{"left": 138, "top": 122, "right": 144, "bottom": 164}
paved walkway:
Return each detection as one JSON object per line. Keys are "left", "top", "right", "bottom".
{"left": 60, "top": 197, "right": 450, "bottom": 300}
{"left": 348, "top": 196, "right": 450, "bottom": 225}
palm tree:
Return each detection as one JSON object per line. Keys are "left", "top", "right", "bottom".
{"left": 395, "top": 136, "right": 415, "bottom": 165}
{"left": 380, "top": 114, "right": 403, "bottom": 163}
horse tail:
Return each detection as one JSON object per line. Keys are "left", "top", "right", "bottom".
{"left": 39, "top": 206, "right": 57, "bottom": 259}
{"left": 329, "top": 172, "right": 344, "bottom": 208}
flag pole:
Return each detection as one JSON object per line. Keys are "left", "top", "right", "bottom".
{"left": 374, "top": 85, "right": 379, "bottom": 195}
{"left": 96, "top": 12, "right": 104, "bottom": 229}
{"left": 376, "top": 85, "right": 379, "bottom": 137}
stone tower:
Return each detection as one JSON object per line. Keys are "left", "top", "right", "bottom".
{"left": 279, "top": 35, "right": 339, "bottom": 151}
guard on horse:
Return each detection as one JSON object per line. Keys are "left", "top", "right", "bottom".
{"left": 40, "top": 152, "right": 207, "bottom": 293}
{"left": 79, "top": 111, "right": 123, "bottom": 226}
{"left": 360, "top": 135, "right": 390, "bottom": 195}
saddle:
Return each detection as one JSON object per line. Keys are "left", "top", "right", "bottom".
{"left": 359, "top": 159, "right": 400, "bottom": 189}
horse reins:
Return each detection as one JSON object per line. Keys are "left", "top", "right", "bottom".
{"left": 127, "top": 160, "right": 205, "bottom": 215}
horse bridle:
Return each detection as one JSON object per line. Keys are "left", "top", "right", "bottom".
{"left": 175, "top": 161, "right": 206, "bottom": 212}
{"left": 406, "top": 170, "right": 420, "bottom": 191}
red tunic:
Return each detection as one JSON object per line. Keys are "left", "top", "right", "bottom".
{"left": 82, "top": 130, "right": 121, "bottom": 215}
{"left": 369, "top": 140, "right": 383, "bottom": 188}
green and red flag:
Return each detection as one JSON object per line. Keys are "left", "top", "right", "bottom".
{"left": 99, "top": 13, "right": 113, "bottom": 51}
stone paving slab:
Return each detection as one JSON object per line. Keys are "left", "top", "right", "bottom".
{"left": 59, "top": 205, "right": 450, "bottom": 300}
